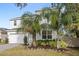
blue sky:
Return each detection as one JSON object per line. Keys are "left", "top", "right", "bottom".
{"left": 0, "top": 3, "right": 50, "bottom": 29}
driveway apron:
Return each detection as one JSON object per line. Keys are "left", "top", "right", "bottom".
{"left": 0, "top": 44, "right": 19, "bottom": 51}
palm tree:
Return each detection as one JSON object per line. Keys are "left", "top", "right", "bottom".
{"left": 17, "top": 12, "right": 33, "bottom": 46}
{"left": 19, "top": 12, "right": 33, "bottom": 33}
{"left": 50, "top": 8, "right": 63, "bottom": 49}
{"left": 40, "top": 7, "right": 52, "bottom": 23}
{"left": 40, "top": 7, "right": 52, "bottom": 40}
{"left": 17, "top": 12, "right": 42, "bottom": 47}
{"left": 15, "top": 3, "right": 27, "bottom": 9}
{"left": 50, "top": 8, "right": 59, "bottom": 30}
{"left": 39, "top": 7, "right": 59, "bottom": 48}
{"left": 31, "top": 14, "right": 42, "bottom": 47}
{"left": 40, "top": 6, "right": 62, "bottom": 48}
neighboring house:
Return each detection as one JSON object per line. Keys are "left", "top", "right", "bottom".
{"left": 7, "top": 17, "right": 57, "bottom": 45}
{"left": 0, "top": 28, "right": 8, "bottom": 40}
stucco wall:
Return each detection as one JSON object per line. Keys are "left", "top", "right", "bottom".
{"left": 36, "top": 30, "right": 57, "bottom": 40}
{"left": 10, "top": 20, "right": 21, "bottom": 29}
{"left": 52, "top": 31, "right": 57, "bottom": 39}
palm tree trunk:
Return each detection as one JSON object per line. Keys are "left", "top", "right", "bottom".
{"left": 32, "top": 32, "right": 37, "bottom": 47}
{"left": 56, "top": 10, "right": 62, "bottom": 49}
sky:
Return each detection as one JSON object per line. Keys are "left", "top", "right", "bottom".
{"left": 0, "top": 3, "right": 50, "bottom": 29}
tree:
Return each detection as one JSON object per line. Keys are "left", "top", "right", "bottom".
{"left": 50, "top": 3, "right": 74, "bottom": 49}
{"left": 50, "top": 8, "right": 59, "bottom": 30}
{"left": 63, "top": 3, "right": 79, "bottom": 38}
{"left": 16, "top": 3, "right": 79, "bottom": 48}
{"left": 17, "top": 12, "right": 33, "bottom": 46}
{"left": 17, "top": 12, "right": 42, "bottom": 47}
{"left": 15, "top": 3, "right": 27, "bottom": 9}
{"left": 39, "top": 6, "right": 65, "bottom": 48}
{"left": 40, "top": 7, "right": 52, "bottom": 23}
{"left": 40, "top": 7, "right": 53, "bottom": 41}
{"left": 31, "top": 14, "right": 42, "bottom": 47}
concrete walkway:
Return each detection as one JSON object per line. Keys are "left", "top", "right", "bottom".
{"left": 0, "top": 44, "right": 19, "bottom": 51}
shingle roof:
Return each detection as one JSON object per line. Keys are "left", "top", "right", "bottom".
{"left": 0, "top": 28, "right": 7, "bottom": 34}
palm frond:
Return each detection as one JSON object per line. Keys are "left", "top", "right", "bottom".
{"left": 15, "top": 3, "right": 27, "bottom": 9}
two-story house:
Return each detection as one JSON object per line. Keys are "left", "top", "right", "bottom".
{"left": 7, "top": 16, "right": 57, "bottom": 45}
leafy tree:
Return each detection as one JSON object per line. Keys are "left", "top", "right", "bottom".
{"left": 15, "top": 3, "right": 27, "bottom": 9}
{"left": 50, "top": 3, "right": 73, "bottom": 48}
{"left": 64, "top": 3, "right": 79, "bottom": 38}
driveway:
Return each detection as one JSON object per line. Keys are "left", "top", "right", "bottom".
{"left": 0, "top": 44, "right": 19, "bottom": 51}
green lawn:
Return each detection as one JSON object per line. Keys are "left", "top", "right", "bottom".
{"left": 0, "top": 45, "right": 79, "bottom": 56}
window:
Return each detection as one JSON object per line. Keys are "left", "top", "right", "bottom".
{"left": 42, "top": 30, "right": 46, "bottom": 39}
{"left": 42, "top": 30, "right": 52, "bottom": 39}
{"left": 14, "top": 20, "right": 17, "bottom": 26}
{"left": 47, "top": 30, "right": 52, "bottom": 39}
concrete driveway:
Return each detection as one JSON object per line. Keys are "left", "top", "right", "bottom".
{"left": 0, "top": 44, "right": 19, "bottom": 51}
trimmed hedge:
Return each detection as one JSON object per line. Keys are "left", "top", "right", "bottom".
{"left": 36, "top": 40, "right": 57, "bottom": 48}
{"left": 36, "top": 39, "right": 68, "bottom": 48}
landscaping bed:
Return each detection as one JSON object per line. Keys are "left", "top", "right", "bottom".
{"left": 36, "top": 40, "right": 57, "bottom": 49}
{"left": 0, "top": 45, "right": 79, "bottom": 56}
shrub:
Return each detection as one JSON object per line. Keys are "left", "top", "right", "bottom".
{"left": 36, "top": 40, "right": 57, "bottom": 48}
{"left": 24, "top": 36, "right": 27, "bottom": 45}
{"left": 5, "top": 38, "right": 8, "bottom": 44}
{"left": 49, "top": 40, "right": 57, "bottom": 48}
{"left": 41, "top": 42, "right": 46, "bottom": 46}
{"left": 36, "top": 39, "right": 68, "bottom": 48}
{"left": 1, "top": 40, "right": 4, "bottom": 43}
{"left": 36, "top": 40, "right": 41, "bottom": 46}
{"left": 1, "top": 39, "right": 5, "bottom": 43}
{"left": 0, "top": 39, "right": 1, "bottom": 43}
{"left": 0, "top": 39, "right": 8, "bottom": 44}
{"left": 60, "top": 40, "right": 68, "bottom": 48}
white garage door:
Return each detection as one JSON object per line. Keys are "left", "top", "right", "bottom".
{"left": 8, "top": 31, "right": 18, "bottom": 43}
{"left": 8, "top": 34, "right": 18, "bottom": 43}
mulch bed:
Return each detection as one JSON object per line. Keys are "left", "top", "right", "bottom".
{"left": 23, "top": 44, "right": 70, "bottom": 52}
{"left": 27, "top": 45, "right": 68, "bottom": 51}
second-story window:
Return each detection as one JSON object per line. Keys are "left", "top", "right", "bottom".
{"left": 14, "top": 20, "right": 17, "bottom": 26}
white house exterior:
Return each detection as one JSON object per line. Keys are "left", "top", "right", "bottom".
{"left": 7, "top": 17, "right": 57, "bottom": 44}
{"left": 7, "top": 17, "right": 33, "bottom": 45}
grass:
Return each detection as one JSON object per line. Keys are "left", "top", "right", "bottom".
{"left": 0, "top": 43, "right": 6, "bottom": 45}
{"left": 0, "top": 45, "right": 79, "bottom": 56}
